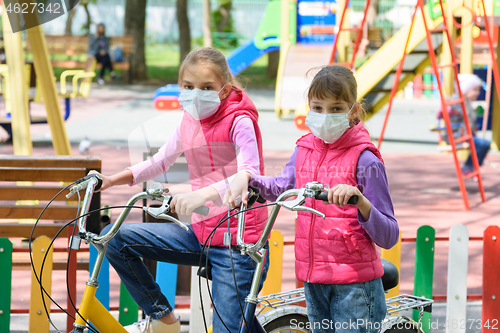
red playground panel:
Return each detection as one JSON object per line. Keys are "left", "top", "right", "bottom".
{"left": 154, "top": 96, "right": 181, "bottom": 111}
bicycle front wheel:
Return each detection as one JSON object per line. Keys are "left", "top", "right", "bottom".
{"left": 263, "top": 314, "right": 311, "bottom": 333}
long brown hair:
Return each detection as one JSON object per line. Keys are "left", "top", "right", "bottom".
{"left": 178, "top": 47, "right": 241, "bottom": 88}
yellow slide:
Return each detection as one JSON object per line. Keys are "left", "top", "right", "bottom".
{"left": 355, "top": 7, "right": 444, "bottom": 120}
{"left": 287, "top": 5, "right": 447, "bottom": 128}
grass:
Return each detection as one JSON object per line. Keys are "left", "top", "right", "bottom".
{"left": 145, "top": 44, "right": 276, "bottom": 89}
{"left": 44, "top": 43, "right": 276, "bottom": 89}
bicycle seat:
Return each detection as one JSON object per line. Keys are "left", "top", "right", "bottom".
{"left": 197, "top": 255, "right": 213, "bottom": 281}
{"left": 381, "top": 259, "right": 399, "bottom": 291}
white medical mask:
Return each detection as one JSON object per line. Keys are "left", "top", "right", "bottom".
{"left": 178, "top": 85, "right": 226, "bottom": 120}
{"left": 305, "top": 103, "right": 354, "bottom": 144}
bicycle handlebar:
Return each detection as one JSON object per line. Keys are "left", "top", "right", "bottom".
{"left": 315, "top": 191, "right": 359, "bottom": 205}
{"left": 67, "top": 179, "right": 207, "bottom": 244}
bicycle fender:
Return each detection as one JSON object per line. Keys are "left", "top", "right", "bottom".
{"left": 256, "top": 305, "right": 308, "bottom": 327}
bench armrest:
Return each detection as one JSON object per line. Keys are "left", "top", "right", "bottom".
{"left": 72, "top": 72, "right": 96, "bottom": 98}
{"left": 60, "top": 69, "right": 85, "bottom": 94}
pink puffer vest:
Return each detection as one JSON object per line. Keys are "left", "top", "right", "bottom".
{"left": 180, "top": 87, "right": 268, "bottom": 246}
{"left": 294, "top": 122, "right": 384, "bottom": 284}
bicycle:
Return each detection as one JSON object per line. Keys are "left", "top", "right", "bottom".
{"left": 33, "top": 174, "right": 433, "bottom": 333}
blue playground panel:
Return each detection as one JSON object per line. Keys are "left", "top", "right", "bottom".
{"left": 89, "top": 246, "right": 110, "bottom": 310}
{"left": 153, "top": 84, "right": 181, "bottom": 99}
{"left": 226, "top": 38, "right": 280, "bottom": 76}
{"left": 297, "top": 0, "right": 337, "bottom": 43}
{"left": 156, "top": 262, "right": 178, "bottom": 310}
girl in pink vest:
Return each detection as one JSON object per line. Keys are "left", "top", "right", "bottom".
{"left": 225, "top": 66, "right": 399, "bottom": 333}
{"left": 93, "top": 47, "right": 268, "bottom": 333}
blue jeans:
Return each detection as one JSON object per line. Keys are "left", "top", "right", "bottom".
{"left": 464, "top": 136, "right": 491, "bottom": 169}
{"left": 304, "top": 278, "right": 387, "bottom": 333}
{"left": 101, "top": 222, "right": 269, "bottom": 332}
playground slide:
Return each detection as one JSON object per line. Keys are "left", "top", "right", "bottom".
{"left": 226, "top": 0, "right": 282, "bottom": 76}
{"left": 227, "top": 39, "right": 279, "bottom": 76}
{"left": 355, "top": 8, "right": 444, "bottom": 119}
{"left": 282, "top": 5, "right": 445, "bottom": 125}
{"left": 279, "top": 43, "right": 333, "bottom": 110}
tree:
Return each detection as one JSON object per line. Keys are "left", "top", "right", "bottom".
{"left": 214, "top": 0, "right": 232, "bottom": 33}
{"left": 267, "top": 50, "right": 280, "bottom": 79}
{"left": 124, "top": 0, "right": 148, "bottom": 80}
{"left": 203, "top": 0, "right": 212, "bottom": 47}
{"left": 177, "top": 0, "right": 191, "bottom": 63}
{"left": 64, "top": 0, "right": 79, "bottom": 36}
{"left": 80, "top": 0, "right": 93, "bottom": 35}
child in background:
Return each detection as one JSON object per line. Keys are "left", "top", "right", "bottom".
{"left": 225, "top": 65, "right": 399, "bottom": 333}
{"left": 92, "top": 47, "right": 269, "bottom": 333}
{"left": 438, "top": 73, "right": 491, "bottom": 177}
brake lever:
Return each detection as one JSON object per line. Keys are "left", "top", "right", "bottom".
{"left": 153, "top": 212, "right": 190, "bottom": 232}
{"left": 143, "top": 199, "right": 190, "bottom": 232}
{"left": 277, "top": 188, "right": 307, "bottom": 211}
{"left": 289, "top": 206, "right": 325, "bottom": 219}
{"left": 277, "top": 188, "right": 325, "bottom": 219}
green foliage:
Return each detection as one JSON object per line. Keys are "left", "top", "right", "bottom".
{"left": 211, "top": 0, "right": 237, "bottom": 48}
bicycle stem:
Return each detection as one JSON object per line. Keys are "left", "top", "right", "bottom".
{"left": 91, "top": 192, "right": 153, "bottom": 244}
{"left": 238, "top": 188, "right": 302, "bottom": 255}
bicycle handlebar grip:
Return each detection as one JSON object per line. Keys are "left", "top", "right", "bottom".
{"left": 93, "top": 175, "right": 103, "bottom": 192}
{"left": 193, "top": 205, "right": 209, "bottom": 216}
{"left": 315, "top": 191, "right": 358, "bottom": 205}
{"left": 78, "top": 174, "right": 103, "bottom": 192}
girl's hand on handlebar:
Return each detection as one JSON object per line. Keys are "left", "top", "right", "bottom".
{"left": 88, "top": 171, "right": 112, "bottom": 192}
{"left": 327, "top": 184, "right": 364, "bottom": 208}
{"left": 87, "top": 169, "right": 133, "bottom": 192}
{"left": 170, "top": 187, "right": 216, "bottom": 216}
{"left": 223, "top": 171, "right": 251, "bottom": 208}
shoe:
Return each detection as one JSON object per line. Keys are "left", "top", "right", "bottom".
{"left": 112, "top": 75, "right": 122, "bottom": 81}
{"left": 97, "top": 78, "right": 105, "bottom": 85}
{"left": 125, "top": 316, "right": 180, "bottom": 333}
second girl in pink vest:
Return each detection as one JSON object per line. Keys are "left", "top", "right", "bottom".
{"left": 93, "top": 47, "right": 268, "bottom": 333}
{"left": 225, "top": 65, "right": 399, "bottom": 333}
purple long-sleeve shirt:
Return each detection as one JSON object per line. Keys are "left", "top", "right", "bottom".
{"left": 249, "top": 147, "right": 399, "bottom": 249}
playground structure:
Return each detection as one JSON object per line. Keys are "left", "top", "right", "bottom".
{"left": 286, "top": 0, "right": 500, "bottom": 150}
{"left": 0, "top": 1, "right": 74, "bottom": 156}
{"left": 153, "top": 0, "right": 332, "bottom": 111}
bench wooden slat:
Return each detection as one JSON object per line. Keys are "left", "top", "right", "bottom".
{"left": 0, "top": 223, "right": 70, "bottom": 238}
{"left": 0, "top": 186, "right": 71, "bottom": 201}
{"left": 0, "top": 168, "right": 87, "bottom": 182}
{"left": 0, "top": 155, "right": 101, "bottom": 169}
{"left": 12, "top": 261, "right": 89, "bottom": 271}
{"left": 0, "top": 205, "right": 79, "bottom": 220}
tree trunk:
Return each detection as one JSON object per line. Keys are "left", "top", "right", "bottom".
{"left": 202, "top": 0, "right": 212, "bottom": 47}
{"left": 82, "top": 3, "right": 91, "bottom": 35}
{"left": 366, "top": 0, "right": 379, "bottom": 28}
{"left": 124, "top": 0, "right": 148, "bottom": 80}
{"left": 216, "top": 1, "right": 232, "bottom": 32}
{"left": 266, "top": 50, "right": 280, "bottom": 79}
{"left": 64, "top": 1, "right": 78, "bottom": 36}
{"left": 177, "top": 0, "right": 191, "bottom": 63}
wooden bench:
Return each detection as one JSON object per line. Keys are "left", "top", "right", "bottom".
{"left": 350, "top": 27, "right": 384, "bottom": 48}
{"left": 0, "top": 155, "right": 102, "bottom": 243}
{"left": 26, "top": 34, "right": 134, "bottom": 82}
